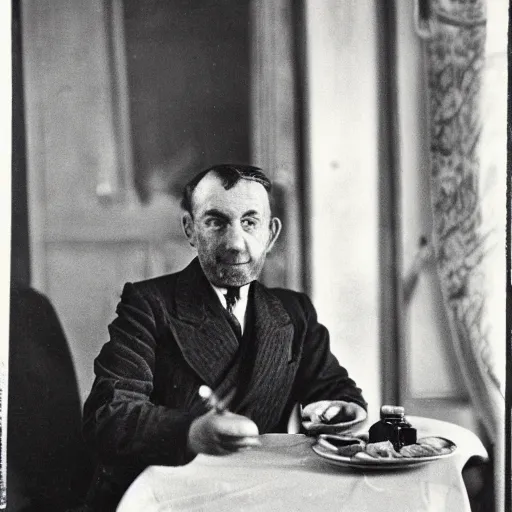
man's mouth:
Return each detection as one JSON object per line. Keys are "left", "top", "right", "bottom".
{"left": 217, "top": 258, "right": 250, "bottom": 266}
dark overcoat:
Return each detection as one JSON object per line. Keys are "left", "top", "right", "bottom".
{"left": 82, "top": 258, "right": 366, "bottom": 509}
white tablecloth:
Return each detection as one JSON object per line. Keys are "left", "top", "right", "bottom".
{"left": 117, "top": 416, "right": 488, "bottom": 512}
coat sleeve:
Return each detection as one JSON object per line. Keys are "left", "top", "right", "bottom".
{"left": 293, "top": 293, "right": 368, "bottom": 411}
{"left": 82, "top": 282, "right": 197, "bottom": 467}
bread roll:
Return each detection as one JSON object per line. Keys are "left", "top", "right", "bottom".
{"left": 419, "top": 437, "right": 454, "bottom": 455}
{"left": 400, "top": 443, "right": 438, "bottom": 458}
{"left": 352, "top": 451, "right": 378, "bottom": 461}
{"left": 337, "top": 444, "right": 365, "bottom": 457}
{"left": 365, "top": 441, "right": 403, "bottom": 458}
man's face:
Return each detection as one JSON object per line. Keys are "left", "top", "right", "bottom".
{"left": 182, "top": 173, "right": 281, "bottom": 287}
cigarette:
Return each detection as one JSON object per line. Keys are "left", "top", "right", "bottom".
{"left": 198, "top": 385, "right": 226, "bottom": 414}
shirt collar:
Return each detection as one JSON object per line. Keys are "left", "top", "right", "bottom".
{"left": 210, "top": 281, "right": 251, "bottom": 308}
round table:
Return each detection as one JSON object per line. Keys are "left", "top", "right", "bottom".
{"left": 117, "top": 416, "right": 488, "bottom": 512}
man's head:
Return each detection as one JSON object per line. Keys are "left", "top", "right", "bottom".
{"left": 181, "top": 164, "right": 282, "bottom": 287}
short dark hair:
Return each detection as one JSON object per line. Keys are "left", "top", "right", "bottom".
{"left": 181, "top": 164, "right": 272, "bottom": 215}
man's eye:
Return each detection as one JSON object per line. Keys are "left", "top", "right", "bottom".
{"left": 241, "top": 219, "right": 258, "bottom": 230}
{"left": 206, "top": 218, "right": 225, "bottom": 229}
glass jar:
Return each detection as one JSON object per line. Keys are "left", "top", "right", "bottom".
{"left": 368, "top": 405, "right": 417, "bottom": 451}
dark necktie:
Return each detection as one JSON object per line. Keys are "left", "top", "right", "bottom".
{"left": 224, "top": 287, "right": 242, "bottom": 340}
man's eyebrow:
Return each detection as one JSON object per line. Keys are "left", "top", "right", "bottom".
{"left": 242, "top": 210, "right": 261, "bottom": 217}
{"left": 203, "top": 209, "right": 229, "bottom": 219}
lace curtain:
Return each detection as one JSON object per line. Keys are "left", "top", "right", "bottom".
{"left": 421, "top": 1, "right": 506, "bottom": 510}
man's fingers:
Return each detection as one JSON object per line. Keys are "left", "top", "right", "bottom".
{"left": 188, "top": 409, "right": 260, "bottom": 456}
{"left": 214, "top": 413, "right": 259, "bottom": 438}
{"left": 209, "top": 445, "right": 233, "bottom": 456}
{"left": 217, "top": 432, "right": 260, "bottom": 442}
{"left": 217, "top": 434, "right": 261, "bottom": 451}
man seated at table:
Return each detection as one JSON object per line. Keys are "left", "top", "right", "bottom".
{"left": 82, "top": 164, "right": 367, "bottom": 509}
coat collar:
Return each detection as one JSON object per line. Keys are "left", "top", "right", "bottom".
{"left": 171, "top": 258, "right": 295, "bottom": 427}
{"left": 174, "top": 257, "right": 291, "bottom": 329}
{"left": 174, "top": 257, "right": 213, "bottom": 325}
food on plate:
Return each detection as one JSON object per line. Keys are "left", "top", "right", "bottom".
{"left": 352, "top": 451, "right": 378, "bottom": 461}
{"left": 316, "top": 434, "right": 365, "bottom": 456}
{"left": 399, "top": 443, "right": 438, "bottom": 458}
{"left": 319, "top": 407, "right": 356, "bottom": 425}
{"left": 346, "top": 437, "right": 454, "bottom": 461}
{"left": 337, "top": 443, "right": 365, "bottom": 457}
{"left": 315, "top": 433, "right": 455, "bottom": 462}
{"left": 418, "top": 437, "right": 454, "bottom": 455}
{"left": 399, "top": 437, "right": 455, "bottom": 458}
{"left": 364, "top": 441, "right": 403, "bottom": 459}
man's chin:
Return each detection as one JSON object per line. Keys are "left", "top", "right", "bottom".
{"left": 214, "top": 264, "right": 258, "bottom": 287}
{"left": 198, "top": 256, "right": 265, "bottom": 287}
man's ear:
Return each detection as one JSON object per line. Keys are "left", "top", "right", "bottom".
{"left": 182, "top": 212, "right": 196, "bottom": 247}
{"left": 266, "top": 217, "right": 282, "bottom": 253}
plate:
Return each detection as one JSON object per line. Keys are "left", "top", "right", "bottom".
{"left": 312, "top": 437, "right": 457, "bottom": 470}
{"left": 302, "top": 417, "right": 366, "bottom": 435}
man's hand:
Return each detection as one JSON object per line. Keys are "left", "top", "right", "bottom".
{"left": 188, "top": 410, "right": 261, "bottom": 456}
{"left": 302, "top": 400, "right": 367, "bottom": 426}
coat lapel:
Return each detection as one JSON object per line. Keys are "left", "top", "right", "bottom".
{"left": 236, "top": 282, "right": 295, "bottom": 431}
{"left": 169, "top": 259, "right": 296, "bottom": 431}
{"left": 170, "top": 258, "right": 240, "bottom": 390}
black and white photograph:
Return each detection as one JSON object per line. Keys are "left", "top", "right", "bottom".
{"left": 5, "top": 1, "right": 510, "bottom": 511}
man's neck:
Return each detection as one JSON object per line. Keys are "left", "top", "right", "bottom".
{"left": 208, "top": 280, "right": 251, "bottom": 335}
{"left": 209, "top": 281, "right": 251, "bottom": 303}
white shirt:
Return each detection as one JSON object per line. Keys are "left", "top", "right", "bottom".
{"left": 210, "top": 282, "right": 251, "bottom": 335}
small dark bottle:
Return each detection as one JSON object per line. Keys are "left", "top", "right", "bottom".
{"left": 368, "top": 405, "right": 417, "bottom": 451}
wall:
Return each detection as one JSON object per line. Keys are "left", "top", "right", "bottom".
{"left": 304, "top": 1, "right": 381, "bottom": 422}
{"left": 11, "top": 1, "right": 30, "bottom": 287}
{"left": 21, "top": 0, "right": 252, "bottom": 402}
{"left": 1, "top": 3, "right": 11, "bottom": 505}
{"left": 21, "top": 0, "right": 303, "bottom": 403}
{"left": 123, "top": 0, "right": 251, "bottom": 202}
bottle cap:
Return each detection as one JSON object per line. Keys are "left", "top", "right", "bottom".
{"left": 380, "top": 405, "right": 405, "bottom": 418}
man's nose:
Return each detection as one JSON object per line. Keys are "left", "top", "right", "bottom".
{"left": 223, "top": 223, "right": 246, "bottom": 252}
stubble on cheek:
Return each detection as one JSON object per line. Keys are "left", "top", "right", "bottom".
{"left": 195, "top": 231, "right": 268, "bottom": 286}
{"left": 214, "top": 262, "right": 250, "bottom": 285}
